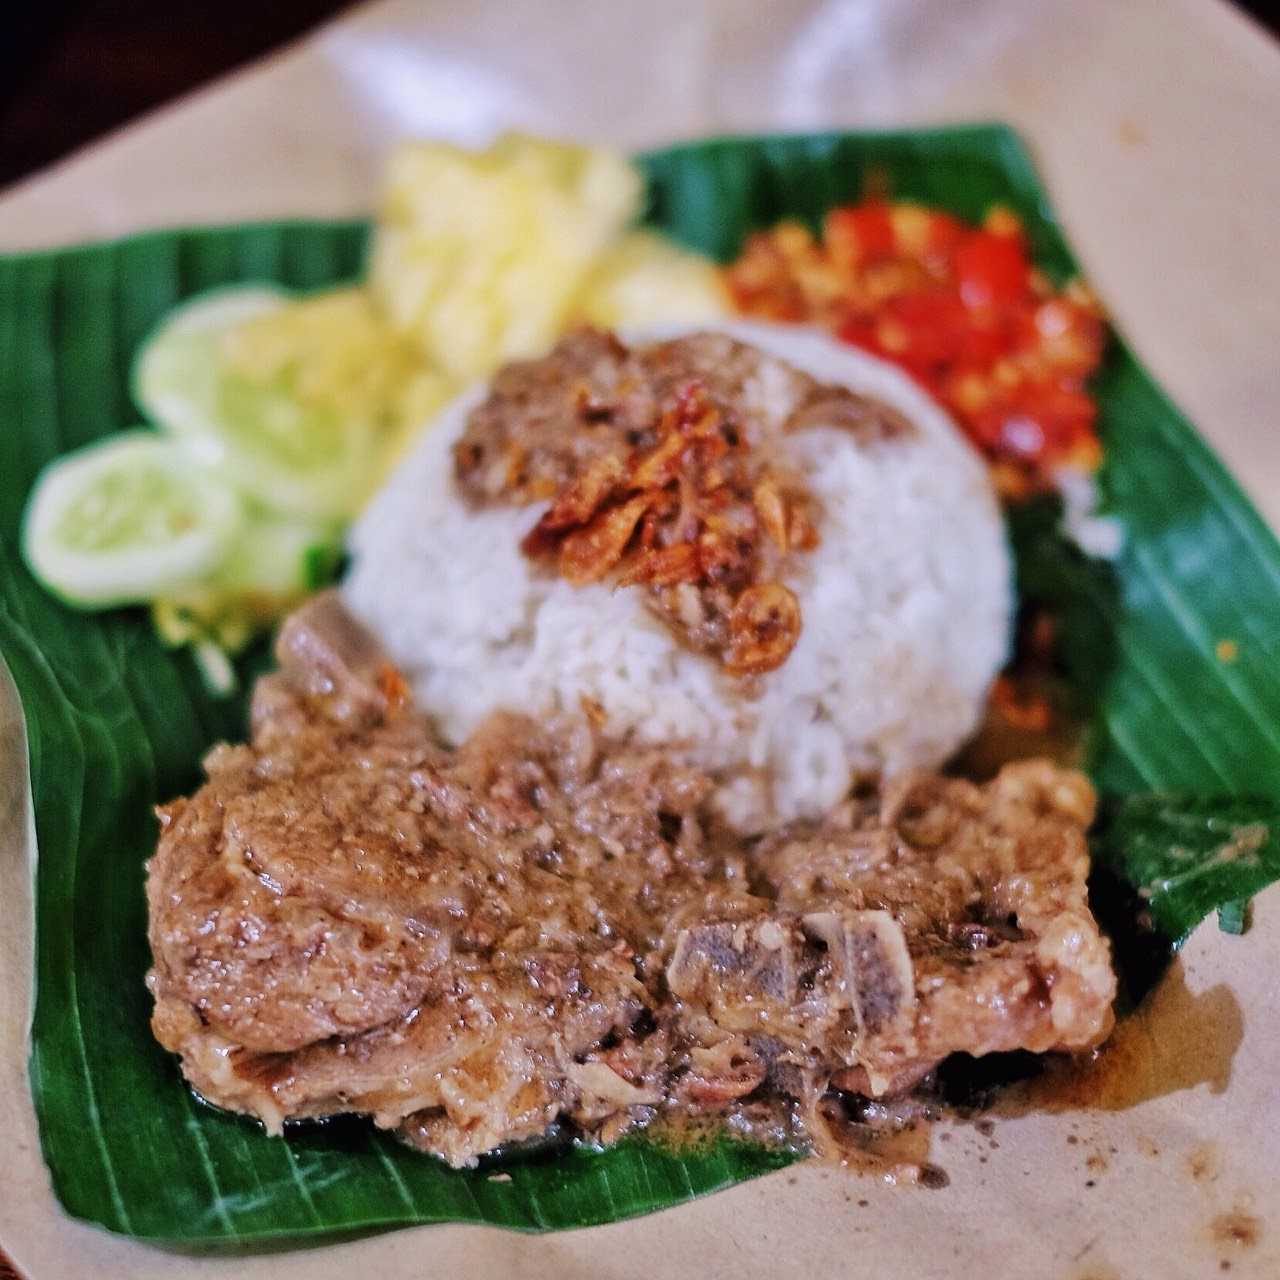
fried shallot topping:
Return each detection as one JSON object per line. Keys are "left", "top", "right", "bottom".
{"left": 454, "top": 328, "right": 908, "bottom": 675}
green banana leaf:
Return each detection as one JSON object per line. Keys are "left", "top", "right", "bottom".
{"left": 3, "top": 125, "right": 1280, "bottom": 1245}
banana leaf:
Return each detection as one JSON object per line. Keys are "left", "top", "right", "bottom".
{"left": 2, "top": 125, "right": 1279, "bottom": 1245}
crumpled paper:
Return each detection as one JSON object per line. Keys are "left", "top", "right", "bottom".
{"left": 2, "top": 1, "right": 1279, "bottom": 1276}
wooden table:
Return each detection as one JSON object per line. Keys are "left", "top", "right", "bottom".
{"left": 0, "top": 0, "right": 352, "bottom": 192}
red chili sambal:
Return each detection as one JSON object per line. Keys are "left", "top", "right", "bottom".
{"left": 725, "top": 200, "right": 1106, "bottom": 497}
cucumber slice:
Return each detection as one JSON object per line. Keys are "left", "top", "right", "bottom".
{"left": 133, "top": 284, "right": 379, "bottom": 520}
{"left": 210, "top": 507, "right": 342, "bottom": 601}
{"left": 22, "top": 430, "right": 242, "bottom": 608}
{"left": 152, "top": 508, "right": 342, "bottom": 651}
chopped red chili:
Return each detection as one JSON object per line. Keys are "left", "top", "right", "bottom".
{"left": 725, "top": 200, "right": 1107, "bottom": 495}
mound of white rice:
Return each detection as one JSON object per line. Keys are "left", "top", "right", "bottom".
{"left": 343, "top": 321, "right": 1011, "bottom": 828}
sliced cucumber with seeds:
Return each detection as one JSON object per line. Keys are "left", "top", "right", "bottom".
{"left": 22, "top": 431, "right": 242, "bottom": 608}
{"left": 152, "top": 507, "right": 342, "bottom": 652}
{"left": 211, "top": 507, "right": 343, "bottom": 601}
{"left": 133, "top": 284, "right": 379, "bottom": 520}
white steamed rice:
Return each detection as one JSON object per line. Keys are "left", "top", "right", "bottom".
{"left": 343, "top": 320, "right": 1012, "bottom": 828}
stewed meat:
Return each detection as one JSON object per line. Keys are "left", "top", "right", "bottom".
{"left": 145, "top": 594, "right": 1115, "bottom": 1167}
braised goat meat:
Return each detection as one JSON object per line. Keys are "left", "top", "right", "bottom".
{"left": 146, "top": 594, "right": 1115, "bottom": 1167}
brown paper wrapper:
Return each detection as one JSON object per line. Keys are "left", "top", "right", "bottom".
{"left": 2, "top": 1, "right": 1279, "bottom": 1275}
